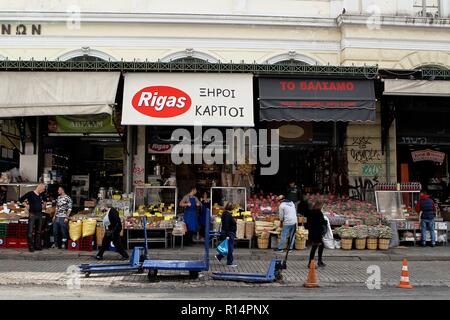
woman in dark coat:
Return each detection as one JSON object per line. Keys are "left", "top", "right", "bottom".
{"left": 305, "top": 200, "right": 328, "bottom": 268}
{"left": 215, "top": 203, "right": 237, "bottom": 267}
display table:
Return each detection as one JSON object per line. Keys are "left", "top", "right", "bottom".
{"left": 126, "top": 227, "right": 170, "bottom": 249}
{"left": 393, "top": 219, "right": 448, "bottom": 246}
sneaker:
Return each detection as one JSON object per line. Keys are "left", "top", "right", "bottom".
{"left": 95, "top": 255, "right": 103, "bottom": 260}
{"left": 318, "top": 261, "right": 326, "bottom": 267}
{"left": 215, "top": 255, "right": 222, "bottom": 263}
{"left": 227, "top": 264, "right": 238, "bottom": 267}
{"left": 431, "top": 243, "right": 436, "bottom": 247}
{"left": 275, "top": 249, "right": 284, "bottom": 254}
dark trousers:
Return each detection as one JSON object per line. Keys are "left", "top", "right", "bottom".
{"left": 28, "top": 212, "right": 43, "bottom": 249}
{"left": 53, "top": 217, "right": 68, "bottom": 248}
{"left": 217, "top": 232, "right": 235, "bottom": 265}
{"left": 309, "top": 240, "right": 324, "bottom": 263}
{"left": 97, "top": 229, "right": 128, "bottom": 258}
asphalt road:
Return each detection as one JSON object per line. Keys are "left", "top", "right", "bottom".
{"left": 1, "top": 284, "right": 450, "bottom": 300}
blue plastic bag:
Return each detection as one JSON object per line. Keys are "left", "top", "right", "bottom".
{"left": 217, "top": 238, "right": 229, "bottom": 256}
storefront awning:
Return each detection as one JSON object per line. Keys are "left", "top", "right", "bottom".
{"left": 0, "top": 72, "right": 120, "bottom": 117}
{"left": 259, "top": 78, "right": 376, "bottom": 122}
{"left": 384, "top": 79, "right": 450, "bottom": 97}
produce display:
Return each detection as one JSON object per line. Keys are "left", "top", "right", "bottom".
{"left": 247, "top": 192, "right": 280, "bottom": 216}
{"left": 211, "top": 203, "right": 253, "bottom": 221}
{"left": 305, "top": 193, "right": 385, "bottom": 225}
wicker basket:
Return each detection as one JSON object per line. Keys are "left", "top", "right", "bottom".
{"left": 355, "top": 238, "right": 366, "bottom": 250}
{"left": 245, "top": 222, "right": 255, "bottom": 239}
{"left": 257, "top": 237, "right": 269, "bottom": 249}
{"left": 367, "top": 237, "right": 378, "bottom": 250}
{"left": 341, "top": 238, "right": 353, "bottom": 250}
{"left": 378, "top": 238, "right": 390, "bottom": 250}
{"left": 295, "top": 238, "right": 307, "bottom": 250}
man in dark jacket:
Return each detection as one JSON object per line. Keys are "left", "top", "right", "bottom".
{"left": 286, "top": 180, "right": 301, "bottom": 204}
{"left": 215, "top": 203, "right": 237, "bottom": 267}
{"left": 96, "top": 207, "right": 129, "bottom": 260}
{"left": 19, "top": 183, "right": 47, "bottom": 252}
{"left": 416, "top": 193, "right": 436, "bottom": 247}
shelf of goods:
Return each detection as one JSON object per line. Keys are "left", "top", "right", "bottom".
{"left": 396, "top": 219, "right": 448, "bottom": 245}
{"left": 127, "top": 188, "right": 177, "bottom": 249}
{"left": 125, "top": 213, "right": 175, "bottom": 249}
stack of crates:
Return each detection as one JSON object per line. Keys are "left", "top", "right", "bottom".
{"left": 6, "top": 223, "right": 28, "bottom": 248}
{"left": 69, "top": 236, "right": 95, "bottom": 252}
{"left": 80, "top": 236, "right": 95, "bottom": 252}
{"left": 0, "top": 223, "right": 7, "bottom": 248}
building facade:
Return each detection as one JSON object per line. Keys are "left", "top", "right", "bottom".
{"left": 0, "top": 0, "right": 449, "bottom": 201}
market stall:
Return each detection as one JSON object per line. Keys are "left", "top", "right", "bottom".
{"left": 210, "top": 187, "right": 253, "bottom": 248}
{"left": 375, "top": 183, "right": 448, "bottom": 246}
{"left": 126, "top": 186, "right": 178, "bottom": 249}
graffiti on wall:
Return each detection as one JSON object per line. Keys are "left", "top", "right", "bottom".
{"left": 349, "top": 176, "right": 379, "bottom": 202}
{"left": 349, "top": 137, "right": 382, "bottom": 164}
{"left": 347, "top": 136, "right": 383, "bottom": 202}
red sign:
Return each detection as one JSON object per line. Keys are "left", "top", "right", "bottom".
{"left": 411, "top": 149, "right": 446, "bottom": 164}
{"left": 280, "top": 80, "right": 355, "bottom": 92}
{"left": 148, "top": 144, "right": 173, "bottom": 154}
{"left": 131, "top": 86, "right": 192, "bottom": 118}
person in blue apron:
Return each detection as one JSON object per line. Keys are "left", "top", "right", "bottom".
{"left": 180, "top": 186, "right": 201, "bottom": 245}
{"left": 199, "top": 191, "right": 210, "bottom": 240}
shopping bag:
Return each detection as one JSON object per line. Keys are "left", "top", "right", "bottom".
{"left": 216, "top": 238, "right": 229, "bottom": 256}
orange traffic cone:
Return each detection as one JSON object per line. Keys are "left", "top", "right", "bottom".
{"left": 397, "top": 259, "right": 413, "bottom": 289}
{"left": 303, "top": 260, "right": 319, "bottom": 288}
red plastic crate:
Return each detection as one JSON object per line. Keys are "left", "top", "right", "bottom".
{"left": 0, "top": 237, "right": 5, "bottom": 248}
{"left": 17, "top": 238, "right": 28, "bottom": 248}
{"left": 68, "top": 240, "right": 80, "bottom": 251}
{"left": 6, "top": 237, "right": 19, "bottom": 248}
{"left": 80, "top": 236, "right": 94, "bottom": 252}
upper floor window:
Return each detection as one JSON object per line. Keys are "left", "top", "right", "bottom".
{"left": 413, "top": 0, "right": 440, "bottom": 17}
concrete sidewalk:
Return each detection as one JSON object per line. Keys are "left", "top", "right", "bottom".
{"left": 1, "top": 244, "right": 449, "bottom": 261}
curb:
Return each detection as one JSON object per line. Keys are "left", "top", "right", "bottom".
{"left": 2, "top": 251, "right": 450, "bottom": 262}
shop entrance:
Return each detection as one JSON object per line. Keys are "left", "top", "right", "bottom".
{"left": 42, "top": 135, "right": 124, "bottom": 207}
{"left": 396, "top": 96, "right": 450, "bottom": 202}
{"left": 255, "top": 122, "right": 347, "bottom": 196}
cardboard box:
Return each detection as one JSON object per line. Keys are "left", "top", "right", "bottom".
{"left": 84, "top": 200, "right": 97, "bottom": 208}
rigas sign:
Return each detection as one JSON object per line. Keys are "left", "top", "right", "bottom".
{"left": 1, "top": 24, "right": 42, "bottom": 35}
{"left": 122, "top": 73, "right": 254, "bottom": 127}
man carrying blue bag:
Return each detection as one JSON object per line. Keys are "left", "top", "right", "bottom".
{"left": 215, "top": 203, "right": 237, "bottom": 267}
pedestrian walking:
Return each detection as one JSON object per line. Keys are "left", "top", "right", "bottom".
{"left": 19, "top": 183, "right": 47, "bottom": 252}
{"left": 305, "top": 200, "right": 328, "bottom": 268}
{"left": 215, "top": 203, "right": 237, "bottom": 267}
{"left": 416, "top": 192, "right": 437, "bottom": 247}
{"left": 96, "top": 206, "right": 129, "bottom": 260}
{"left": 274, "top": 195, "right": 297, "bottom": 253}
{"left": 179, "top": 186, "right": 201, "bottom": 245}
{"left": 52, "top": 186, "right": 72, "bottom": 249}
